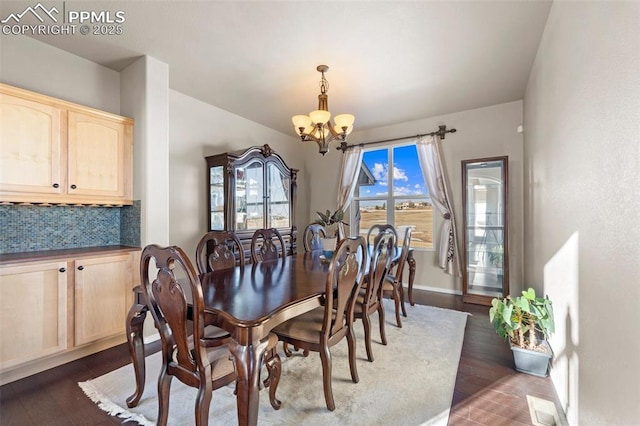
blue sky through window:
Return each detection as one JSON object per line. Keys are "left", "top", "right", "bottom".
{"left": 360, "top": 145, "right": 428, "bottom": 197}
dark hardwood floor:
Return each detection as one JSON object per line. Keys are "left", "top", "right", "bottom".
{"left": 0, "top": 290, "right": 565, "bottom": 425}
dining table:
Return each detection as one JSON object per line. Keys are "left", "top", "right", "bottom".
{"left": 125, "top": 247, "right": 415, "bottom": 426}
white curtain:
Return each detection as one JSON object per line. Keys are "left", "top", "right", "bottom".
{"left": 336, "top": 147, "right": 363, "bottom": 238}
{"left": 416, "top": 135, "right": 462, "bottom": 277}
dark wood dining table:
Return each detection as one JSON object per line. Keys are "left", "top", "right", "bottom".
{"left": 125, "top": 248, "right": 415, "bottom": 426}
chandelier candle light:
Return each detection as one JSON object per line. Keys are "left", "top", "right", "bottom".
{"left": 292, "top": 65, "right": 355, "bottom": 155}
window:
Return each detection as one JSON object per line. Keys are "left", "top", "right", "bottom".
{"left": 352, "top": 144, "right": 433, "bottom": 249}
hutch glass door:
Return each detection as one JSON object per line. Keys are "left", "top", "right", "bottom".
{"left": 462, "top": 156, "right": 508, "bottom": 305}
{"left": 209, "top": 166, "right": 224, "bottom": 230}
{"left": 266, "top": 162, "right": 291, "bottom": 229}
{"left": 236, "top": 160, "right": 264, "bottom": 231}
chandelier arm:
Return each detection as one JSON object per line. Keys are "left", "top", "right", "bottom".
{"left": 326, "top": 122, "right": 343, "bottom": 138}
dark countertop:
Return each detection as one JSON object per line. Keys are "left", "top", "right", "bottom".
{"left": 0, "top": 245, "right": 141, "bottom": 265}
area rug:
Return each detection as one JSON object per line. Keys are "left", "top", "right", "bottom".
{"left": 79, "top": 299, "right": 469, "bottom": 425}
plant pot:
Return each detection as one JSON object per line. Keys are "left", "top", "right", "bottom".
{"left": 510, "top": 340, "right": 553, "bottom": 377}
{"left": 320, "top": 237, "right": 336, "bottom": 259}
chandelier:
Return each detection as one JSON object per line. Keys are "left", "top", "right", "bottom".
{"left": 292, "top": 65, "right": 355, "bottom": 155}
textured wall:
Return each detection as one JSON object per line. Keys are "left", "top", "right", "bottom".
{"left": 523, "top": 2, "right": 640, "bottom": 424}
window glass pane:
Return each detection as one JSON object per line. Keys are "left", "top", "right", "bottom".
{"left": 352, "top": 199, "right": 388, "bottom": 240}
{"left": 352, "top": 143, "right": 434, "bottom": 251}
{"left": 359, "top": 149, "right": 388, "bottom": 197}
{"left": 393, "top": 145, "right": 427, "bottom": 196}
{"left": 394, "top": 199, "right": 433, "bottom": 249}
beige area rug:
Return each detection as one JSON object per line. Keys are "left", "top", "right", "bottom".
{"left": 79, "top": 299, "right": 469, "bottom": 425}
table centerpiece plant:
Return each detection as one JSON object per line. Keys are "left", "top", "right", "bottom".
{"left": 313, "top": 208, "right": 348, "bottom": 257}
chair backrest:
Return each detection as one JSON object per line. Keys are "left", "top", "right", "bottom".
{"left": 363, "top": 230, "right": 396, "bottom": 310}
{"left": 323, "top": 236, "right": 367, "bottom": 339}
{"left": 195, "top": 230, "right": 245, "bottom": 274}
{"left": 366, "top": 224, "right": 399, "bottom": 247}
{"left": 393, "top": 226, "right": 413, "bottom": 282}
{"left": 141, "top": 244, "right": 211, "bottom": 386}
{"left": 251, "top": 228, "right": 286, "bottom": 263}
{"left": 303, "top": 224, "right": 327, "bottom": 252}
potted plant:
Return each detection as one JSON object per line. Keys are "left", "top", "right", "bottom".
{"left": 313, "top": 209, "right": 348, "bottom": 258}
{"left": 489, "top": 288, "right": 555, "bottom": 377}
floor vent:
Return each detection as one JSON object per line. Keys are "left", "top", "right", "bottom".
{"left": 527, "top": 395, "right": 562, "bottom": 426}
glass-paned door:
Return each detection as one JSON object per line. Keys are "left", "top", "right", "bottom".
{"left": 266, "top": 163, "right": 290, "bottom": 228}
{"left": 462, "top": 156, "right": 508, "bottom": 305}
{"left": 209, "top": 166, "right": 224, "bottom": 230}
{"left": 236, "top": 161, "right": 264, "bottom": 231}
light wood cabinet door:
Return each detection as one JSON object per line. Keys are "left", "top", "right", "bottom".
{"left": 67, "top": 111, "right": 131, "bottom": 201}
{"left": 0, "top": 84, "right": 133, "bottom": 205}
{"left": 0, "top": 93, "right": 65, "bottom": 195}
{"left": 0, "top": 261, "right": 70, "bottom": 370}
{"left": 74, "top": 253, "right": 133, "bottom": 346}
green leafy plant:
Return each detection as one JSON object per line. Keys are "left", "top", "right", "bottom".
{"left": 314, "top": 209, "right": 348, "bottom": 237}
{"left": 314, "top": 209, "right": 347, "bottom": 227}
{"left": 489, "top": 288, "right": 555, "bottom": 351}
{"left": 487, "top": 244, "right": 504, "bottom": 269}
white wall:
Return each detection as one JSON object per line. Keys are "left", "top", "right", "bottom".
{"left": 121, "top": 56, "right": 170, "bottom": 247}
{"left": 524, "top": 2, "right": 640, "bottom": 424}
{"left": 168, "top": 90, "right": 305, "bottom": 260}
{"left": 0, "top": 35, "right": 120, "bottom": 114}
{"left": 303, "top": 100, "right": 524, "bottom": 295}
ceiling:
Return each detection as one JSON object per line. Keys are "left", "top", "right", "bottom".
{"left": 1, "top": 1, "right": 553, "bottom": 135}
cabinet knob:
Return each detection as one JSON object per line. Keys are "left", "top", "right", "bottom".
{"left": 59, "top": 267, "right": 66, "bottom": 273}
{"left": 77, "top": 265, "right": 84, "bottom": 271}
{"left": 53, "top": 183, "right": 59, "bottom": 188}
{"left": 70, "top": 184, "right": 77, "bottom": 190}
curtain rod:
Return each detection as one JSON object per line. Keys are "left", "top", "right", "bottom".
{"left": 336, "top": 124, "right": 457, "bottom": 152}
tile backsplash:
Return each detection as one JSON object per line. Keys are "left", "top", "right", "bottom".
{"left": 0, "top": 201, "right": 141, "bottom": 254}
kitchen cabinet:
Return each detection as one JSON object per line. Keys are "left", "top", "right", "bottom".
{"left": 206, "top": 144, "right": 298, "bottom": 256}
{"left": 0, "top": 247, "right": 140, "bottom": 385}
{"left": 0, "top": 260, "right": 71, "bottom": 372}
{"left": 0, "top": 83, "right": 133, "bottom": 205}
{"left": 74, "top": 253, "right": 134, "bottom": 346}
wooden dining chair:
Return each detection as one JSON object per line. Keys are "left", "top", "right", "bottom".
{"left": 302, "top": 224, "right": 327, "bottom": 252}
{"left": 382, "top": 226, "right": 413, "bottom": 327}
{"left": 250, "top": 228, "right": 286, "bottom": 263}
{"left": 141, "top": 244, "right": 281, "bottom": 426}
{"left": 195, "top": 230, "right": 245, "bottom": 274}
{"left": 366, "top": 223, "right": 399, "bottom": 246}
{"left": 272, "top": 237, "right": 367, "bottom": 411}
{"left": 354, "top": 229, "right": 396, "bottom": 362}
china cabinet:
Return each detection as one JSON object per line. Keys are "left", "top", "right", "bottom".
{"left": 206, "top": 144, "right": 298, "bottom": 256}
{"left": 462, "top": 156, "right": 509, "bottom": 305}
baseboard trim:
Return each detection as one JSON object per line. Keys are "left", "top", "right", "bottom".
{"left": 0, "top": 335, "right": 126, "bottom": 386}
{"left": 412, "top": 284, "right": 462, "bottom": 296}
